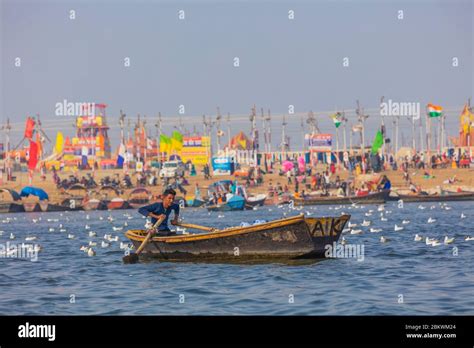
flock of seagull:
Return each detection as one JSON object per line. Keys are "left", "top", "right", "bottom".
{"left": 0, "top": 212, "right": 135, "bottom": 258}
{"left": 0, "top": 200, "right": 473, "bottom": 260}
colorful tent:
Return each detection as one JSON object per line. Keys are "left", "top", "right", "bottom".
{"left": 230, "top": 131, "right": 253, "bottom": 150}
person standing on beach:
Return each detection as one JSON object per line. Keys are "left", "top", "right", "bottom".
{"left": 138, "top": 188, "right": 180, "bottom": 236}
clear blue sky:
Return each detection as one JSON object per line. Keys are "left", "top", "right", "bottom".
{"left": 1, "top": 0, "right": 472, "bottom": 151}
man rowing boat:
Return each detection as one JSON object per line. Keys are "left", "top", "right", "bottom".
{"left": 138, "top": 188, "right": 180, "bottom": 236}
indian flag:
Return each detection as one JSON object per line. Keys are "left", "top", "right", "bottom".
{"left": 331, "top": 113, "right": 342, "bottom": 128}
{"left": 427, "top": 104, "right": 443, "bottom": 118}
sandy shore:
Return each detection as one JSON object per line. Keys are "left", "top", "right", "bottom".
{"left": 2, "top": 164, "right": 473, "bottom": 204}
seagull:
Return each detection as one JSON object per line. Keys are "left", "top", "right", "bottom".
{"left": 25, "top": 236, "right": 37, "bottom": 241}
{"left": 87, "top": 248, "right": 96, "bottom": 257}
{"left": 365, "top": 212, "right": 372, "bottom": 217}
{"left": 112, "top": 226, "right": 123, "bottom": 232}
{"left": 85, "top": 224, "right": 91, "bottom": 230}
{"left": 427, "top": 217, "right": 436, "bottom": 224}
{"left": 109, "top": 236, "right": 119, "bottom": 242}
{"left": 99, "top": 216, "right": 104, "bottom": 221}
{"left": 418, "top": 205, "right": 426, "bottom": 210}
{"left": 425, "top": 237, "right": 437, "bottom": 245}
{"left": 361, "top": 220, "right": 371, "bottom": 227}
{"left": 380, "top": 217, "right": 388, "bottom": 222}
{"left": 430, "top": 205, "right": 436, "bottom": 210}
{"left": 465, "top": 236, "right": 474, "bottom": 241}
{"left": 59, "top": 228, "right": 67, "bottom": 232}
{"left": 86, "top": 214, "right": 90, "bottom": 220}
{"left": 350, "top": 229, "right": 363, "bottom": 235}
{"left": 445, "top": 206, "right": 452, "bottom": 211}
{"left": 414, "top": 234, "right": 422, "bottom": 241}
{"left": 342, "top": 228, "right": 351, "bottom": 234}
{"left": 119, "top": 242, "right": 130, "bottom": 249}
{"left": 9, "top": 233, "right": 15, "bottom": 239}
{"left": 380, "top": 236, "right": 389, "bottom": 243}
{"left": 461, "top": 213, "right": 466, "bottom": 219}
{"left": 80, "top": 245, "right": 88, "bottom": 251}
{"left": 340, "top": 237, "right": 348, "bottom": 245}
{"left": 89, "top": 231, "right": 97, "bottom": 237}
{"left": 402, "top": 220, "right": 410, "bottom": 225}
{"left": 101, "top": 241, "right": 110, "bottom": 248}
{"left": 431, "top": 240, "right": 441, "bottom": 246}
{"left": 103, "top": 234, "right": 112, "bottom": 240}
{"left": 124, "top": 222, "right": 128, "bottom": 227}
{"left": 218, "top": 215, "right": 225, "bottom": 218}
{"left": 348, "top": 222, "right": 357, "bottom": 228}
{"left": 377, "top": 205, "right": 385, "bottom": 212}
{"left": 444, "top": 236, "right": 454, "bottom": 244}
{"left": 394, "top": 225, "right": 404, "bottom": 232}
{"left": 67, "top": 234, "right": 75, "bottom": 239}
{"left": 32, "top": 218, "right": 38, "bottom": 223}
{"left": 48, "top": 228, "right": 55, "bottom": 232}
{"left": 88, "top": 241, "right": 97, "bottom": 246}
{"left": 370, "top": 228, "right": 382, "bottom": 233}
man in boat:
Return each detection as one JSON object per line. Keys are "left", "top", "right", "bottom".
{"left": 138, "top": 188, "right": 180, "bottom": 236}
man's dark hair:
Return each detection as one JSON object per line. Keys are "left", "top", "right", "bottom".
{"left": 163, "top": 188, "right": 177, "bottom": 196}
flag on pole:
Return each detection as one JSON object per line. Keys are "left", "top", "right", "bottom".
{"left": 171, "top": 131, "right": 183, "bottom": 152}
{"left": 55, "top": 132, "right": 64, "bottom": 154}
{"left": 331, "top": 113, "right": 342, "bottom": 128}
{"left": 28, "top": 140, "right": 38, "bottom": 170}
{"left": 427, "top": 104, "right": 443, "bottom": 118}
{"left": 24, "top": 117, "right": 35, "bottom": 139}
{"left": 371, "top": 131, "right": 384, "bottom": 154}
{"left": 159, "top": 134, "right": 172, "bottom": 154}
{"left": 116, "top": 143, "right": 126, "bottom": 168}
{"left": 146, "top": 138, "right": 153, "bottom": 150}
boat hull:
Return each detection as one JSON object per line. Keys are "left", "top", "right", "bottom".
{"left": 125, "top": 214, "right": 350, "bottom": 261}
{"left": 390, "top": 192, "right": 474, "bottom": 203}
{"left": 23, "top": 202, "right": 42, "bottom": 212}
{"left": 294, "top": 190, "right": 390, "bottom": 206}
{"left": 0, "top": 203, "right": 26, "bottom": 213}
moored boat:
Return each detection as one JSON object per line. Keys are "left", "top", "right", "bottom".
{"left": 294, "top": 190, "right": 391, "bottom": 206}
{"left": 207, "top": 194, "right": 245, "bottom": 212}
{"left": 82, "top": 197, "right": 107, "bottom": 211}
{"left": 124, "top": 213, "right": 351, "bottom": 261}
{"left": 107, "top": 197, "right": 129, "bottom": 210}
{"left": 23, "top": 202, "right": 42, "bottom": 212}
{"left": 128, "top": 187, "right": 152, "bottom": 209}
{"left": 0, "top": 189, "right": 26, "bottom": 213}
{"left": 245, "top": 193, "right": 267, "bottom": 209}
{"left": 390, "top": 191, "right": 474, "bottom": 203}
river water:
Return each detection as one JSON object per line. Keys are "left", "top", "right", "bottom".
{"left": 0, "top": 201, "right": 472, "bottom": 315}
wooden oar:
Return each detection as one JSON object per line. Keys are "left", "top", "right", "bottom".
{"left": 123, "top": 215, "right": 165, "bottom": 264}
{"left": 176, "top": 222, "right": 216, "bottom": 232}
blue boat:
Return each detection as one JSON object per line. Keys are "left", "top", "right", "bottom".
{"left": 207, "top": 194, "right": 245, "bottom": 212}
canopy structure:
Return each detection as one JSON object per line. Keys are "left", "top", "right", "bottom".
{"left": 20, "top": 186, "right": 49, "bottom": 201}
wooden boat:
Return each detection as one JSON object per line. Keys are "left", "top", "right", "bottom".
{"left": 82, "top": 197, "right": 107, "bottom": 211}
{"left": 0, "top": 189, "right": 26, "bottom": 213}
{"left": 0, "top": 202, "right": 26, "bottom": 213}
{"left": 207, "top": 196, "right": 245, "bottom": 212}
{"left": 60, "top": 197, "right": 84, "bottom": 211}
{"left": 294, "top": 190, "right": 391, "bottom": 206}
{"left": 23, "top": 202, "right": 42, "bottom": 212}
{"left": 245, "top": 194, "right": 267, "bottom": 209}
{"left": 107, "top": 197, "right": 129, "bottom": 210}
{"left": 125, "top": 213, "right": 351, "bottom": 261}
{"left": 128, "top": 188, "right": 151, "bottom": 209}
{"left": 187, "top": 198, "right": 206, "bottom": 208}
{"left": 390, "top": 191, "right": 474, "bottom": 203}
{"left": 39, "top": 201, "right": 66, "bottom": 212}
